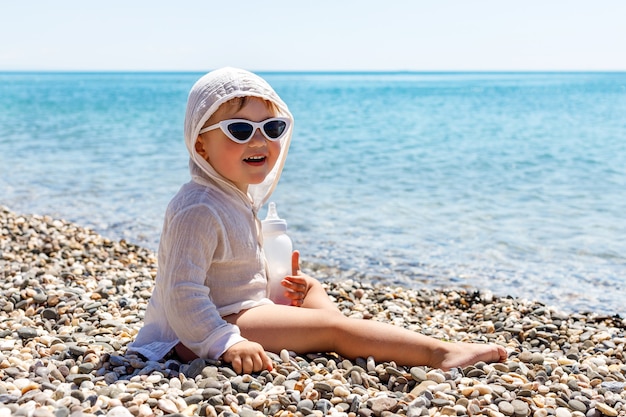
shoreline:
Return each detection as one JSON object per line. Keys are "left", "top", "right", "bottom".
{"left": 1, "top": 205, "right": 625, "bottom": 416}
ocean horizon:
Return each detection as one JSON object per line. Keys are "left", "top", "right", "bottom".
{"left": 1, "top": 71, "right": 625, "bottom": 316}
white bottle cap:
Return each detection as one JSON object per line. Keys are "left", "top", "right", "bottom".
{"left": 262, "top": 202, "right": 287, "bottom": 233}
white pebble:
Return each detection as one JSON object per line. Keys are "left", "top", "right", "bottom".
{"left": 106, "top": 406, "right": 134, "bottom": 417}
{"left": 157, "top": 398, "right": 178, "bottom": 414}
{"left": 426, "top": 370, "right": 446, "bottom": 383}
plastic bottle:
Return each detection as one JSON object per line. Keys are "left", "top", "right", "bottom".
{"left": 261, "top": 202, "right": 293, "bottom": 305}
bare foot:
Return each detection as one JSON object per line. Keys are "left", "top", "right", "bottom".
{"left": 432, "top": 342, "right": 507, "bottom": 370}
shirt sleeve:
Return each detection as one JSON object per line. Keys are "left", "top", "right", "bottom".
{"left": 159, "top": 204, "right": 247, "bottom": 359}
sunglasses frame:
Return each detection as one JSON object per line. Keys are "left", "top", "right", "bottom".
{"left": 199, "top": 117, "right": 291, "bottom": 143}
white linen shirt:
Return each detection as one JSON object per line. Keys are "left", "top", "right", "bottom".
{"left": 129, "top": 176, "right": 274, "bottom": 360}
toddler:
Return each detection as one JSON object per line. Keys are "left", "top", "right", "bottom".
{"left": 128, "top": 67, "right": 507, "bottom": 374}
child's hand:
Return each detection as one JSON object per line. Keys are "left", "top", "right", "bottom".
{"left": 282, "top": 250, "right": 313, "bottom": 307}
{"left": 221, "top": 341, "right": 273, "bottom": 374}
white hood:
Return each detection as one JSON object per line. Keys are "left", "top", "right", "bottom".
{"left": 184, "top": 67, "right": 293, "bottom": 210}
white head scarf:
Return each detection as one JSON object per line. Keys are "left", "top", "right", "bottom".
{"left": 184, "top": 67, "right": 293, "bottom": 210}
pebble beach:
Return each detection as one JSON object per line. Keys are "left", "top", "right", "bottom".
{"left": 1, "top": 205, "right": 625, "bottom": 417}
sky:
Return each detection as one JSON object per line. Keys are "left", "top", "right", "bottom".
{"left": 1, "top": 0, "right": 625, "bottom": 72}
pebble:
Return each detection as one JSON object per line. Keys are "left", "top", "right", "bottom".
{"left": 1, "top": 205, "right": 626, "bottom": 416}
{"left": 594, "top": 402, "right": 618, "bottom": 417}
{"left": 556, "top": 407, "right": 573, "bottom": 417}
{"left": 499, "top": 401, "right": 515, "bottom": 416}
{"left": 511, "top": 399, "right": 530, "bottom": 416}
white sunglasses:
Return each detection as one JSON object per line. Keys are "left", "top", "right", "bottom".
{"left": 199, "top": 117, "right": 291, "bottom": 144}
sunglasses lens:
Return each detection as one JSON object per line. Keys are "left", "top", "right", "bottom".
{"left": 227, "top": 122, "right": 254, "bottom": 142}
{"left": 263, "top": 120, "right": 287, "bottom": 139}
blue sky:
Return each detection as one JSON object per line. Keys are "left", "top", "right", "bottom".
{"left": 1, "top": 0, "right": 625, "bottom": 71}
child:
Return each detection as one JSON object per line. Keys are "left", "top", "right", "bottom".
{"left": 128, "top": 67, "right": 507, "bottom": 374}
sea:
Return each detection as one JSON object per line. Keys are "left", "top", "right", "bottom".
{"left": 1, "top": 71, "right": 625, "bottom": 316}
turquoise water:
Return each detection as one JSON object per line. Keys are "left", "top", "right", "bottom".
{"left": 1, "top": 72, "right": 625, "bottom": 315}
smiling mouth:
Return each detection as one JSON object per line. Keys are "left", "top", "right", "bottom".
{"left": 244, "top": 155, "right": 266, "bottom": 163}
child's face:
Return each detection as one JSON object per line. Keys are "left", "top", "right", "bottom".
{"left": 195, "top": 97, "right": 282, "bottom": 193}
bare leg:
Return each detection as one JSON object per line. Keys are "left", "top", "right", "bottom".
{"left": 173, "top": 275, "right": 340, "bottom": 364}
{"left": 179, "top": 249, "right": 506, "bottom": 368}
{"left": 225, "top": 304, "right": 507, "bottom": 370}
{"left": 299, "top": 276, "right": 340, "bottom": 312}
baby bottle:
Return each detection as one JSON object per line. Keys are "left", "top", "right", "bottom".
{"left": 261, "top": 202, "right": 293, "bottom": 305}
